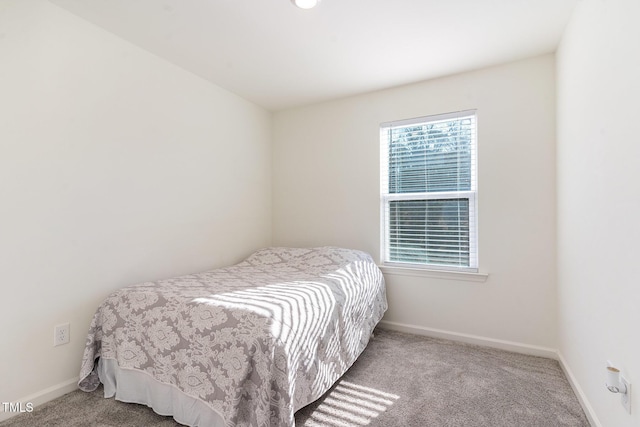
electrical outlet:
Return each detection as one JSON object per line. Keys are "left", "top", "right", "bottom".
{"left": 54, "top": 323, "right": 70, "bottom": 346}
{"left": 621, "top": 376, "right": 631, "bottom": 414}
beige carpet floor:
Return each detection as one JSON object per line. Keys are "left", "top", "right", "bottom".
{"left": 1, "top": 328, "right": 589, "bottom": 426}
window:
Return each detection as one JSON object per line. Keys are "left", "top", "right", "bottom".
{"left": 380, "top": 110, "right": 478, "bottom": 272}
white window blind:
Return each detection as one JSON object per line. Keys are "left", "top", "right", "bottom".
{"left": 380, "top": 110, "right": 478, "bottom": 272}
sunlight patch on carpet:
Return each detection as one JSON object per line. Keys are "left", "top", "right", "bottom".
{"left": 306, "top": 381, "right": 399, "bottom": 426}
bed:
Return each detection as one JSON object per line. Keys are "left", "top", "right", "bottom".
{"left": 78, "top": 246, "right": 387, "bottom": 426}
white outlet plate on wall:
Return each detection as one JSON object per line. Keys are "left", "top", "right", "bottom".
{"left": 621, "top": 376, "right": 631, "bottom": 414}
{"left": 54, "top": 323, "right": 70, "bottom": 346}
{"left": 607, "top": 360, "right": 632, "bottom": 414}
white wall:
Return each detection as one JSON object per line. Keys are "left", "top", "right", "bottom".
{"left": 557, "top": 0, "right": 640, "bottom": 425}
{"left": 273, "top": 55, "right": 557, "bottom": 351}
{"left": 0, "top": 0, "right": 271, "bottom": 411}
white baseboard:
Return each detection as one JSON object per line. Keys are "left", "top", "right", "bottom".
{"left": 557, "top": 352, "right": 601, "bottom": 427}
{"left": 0, "top": 377, "right": 79, "bottom": 422}
{"left": 378, "top": 320, "right": 558, "bottom": 359}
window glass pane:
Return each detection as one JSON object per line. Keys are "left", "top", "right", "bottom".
{"left": 388, "top": 199, "right": 470, "bottom": 267}
{"left": 388, "top": 118, "right": 473, "bottom": 194}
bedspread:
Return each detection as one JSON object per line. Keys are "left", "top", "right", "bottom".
{"left": 78, "top": 247, "right": 387, "bottom": 426}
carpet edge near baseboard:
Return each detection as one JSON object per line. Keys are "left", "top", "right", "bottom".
{"left": 377, "top": 320, "right": 599, "bottom": 426}
{"left": 377, "top": 320, "right": 558, "bottom": 359}
{"left": 557, "top": 352, "right": 602, "bottom": 427}
{"left": 0, "top": 377, "right": 79, "bottom": 423}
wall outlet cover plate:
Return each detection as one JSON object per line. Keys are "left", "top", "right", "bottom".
{"left": 621, "top": 376, "right": 631, "bottom": 414}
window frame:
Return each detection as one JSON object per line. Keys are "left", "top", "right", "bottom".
{"left": 380, "top": 110, "right": 479, "bottom": 273}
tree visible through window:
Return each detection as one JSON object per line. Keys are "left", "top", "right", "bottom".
{"left": 380, "top": 111, "right": 478, "bottom": 271}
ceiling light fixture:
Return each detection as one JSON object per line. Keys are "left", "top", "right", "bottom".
{"left": 291, "top": 0, "right": 320, "bottom": 10}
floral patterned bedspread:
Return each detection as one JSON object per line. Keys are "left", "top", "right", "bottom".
{"left": 78, "top": 247, "right": 387, "bottom": 426}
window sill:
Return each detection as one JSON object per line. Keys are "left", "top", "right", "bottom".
{"left": 378, "top": 264, "right": 489, "bottom": 282}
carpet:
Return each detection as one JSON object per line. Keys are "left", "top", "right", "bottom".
{"left": 1, "top": 328, "right": 589, "bottom": 426}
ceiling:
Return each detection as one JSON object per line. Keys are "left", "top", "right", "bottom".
{"left": 50, "top": 0, "right": 578, "bottom": 111}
